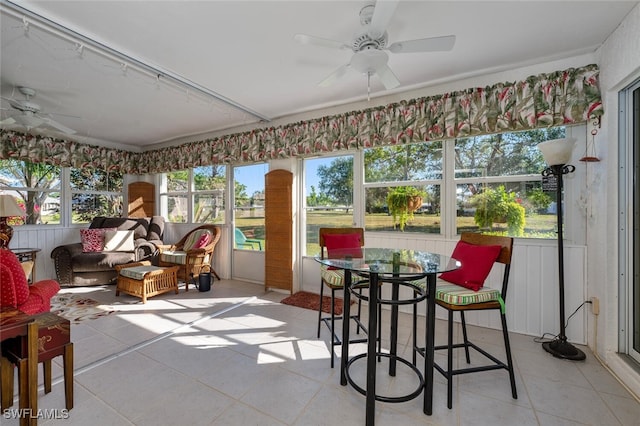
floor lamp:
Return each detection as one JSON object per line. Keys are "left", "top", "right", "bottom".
{"left": 537, "top": 138, "right": 586, "bottom": 361}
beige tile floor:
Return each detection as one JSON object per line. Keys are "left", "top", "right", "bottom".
{"left": 3, "top": 279, "right": 640, "bottom": 425}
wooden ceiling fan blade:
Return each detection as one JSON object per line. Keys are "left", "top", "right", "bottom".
{"left": 318, "top": 64, "right": 350, "bottom": 87}
{"left": 388, "top": 35, "right": 456, "bottom": 53}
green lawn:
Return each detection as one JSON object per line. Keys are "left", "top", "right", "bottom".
{"left": 232, "top": 210, "right": 558, "bottom": 254}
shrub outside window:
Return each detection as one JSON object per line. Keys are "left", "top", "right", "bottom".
{"left": 454, "top": 128, "right": 565, "bottom": 237}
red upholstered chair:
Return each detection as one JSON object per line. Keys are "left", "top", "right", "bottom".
{"left": 0, "top": 248, "right": 60, "bottom": 315}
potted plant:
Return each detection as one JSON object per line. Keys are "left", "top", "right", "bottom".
{"left": 387, "top": 186, "right": 427, "bottom": 231}
{"left": 470, "top": 185, "right": 525, "bottom": 236}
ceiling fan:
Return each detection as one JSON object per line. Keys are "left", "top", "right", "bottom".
{"left": 295, "top": 0, "right": 455, "bottom": 96}
{"left": 0, "top": 86, "right": 77, "bottom": 134}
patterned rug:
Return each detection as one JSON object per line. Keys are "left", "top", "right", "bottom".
{"left": 50, "top": 294, "right": 116, "bottom": 324}
{"left": 281, "top": 291, "right": 350, "bottom": 315}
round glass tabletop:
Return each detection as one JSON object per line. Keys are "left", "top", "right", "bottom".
{"left": 315, "top": 247, "right": 459, "bottom": 275}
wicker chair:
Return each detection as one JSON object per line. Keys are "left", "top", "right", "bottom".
{"left": 158, "top": 225, "right": 221, "bottom": 290}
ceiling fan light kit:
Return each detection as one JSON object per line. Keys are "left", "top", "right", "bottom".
{"left": 295, "top": 0, "right": 455, "bottom": 97}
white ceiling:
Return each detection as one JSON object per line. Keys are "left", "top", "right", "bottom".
{"left": 1, "top": 0, "right": 637, "bottom": 151}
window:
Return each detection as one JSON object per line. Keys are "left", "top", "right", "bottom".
{"left": 160, "top": 166, "right": 227, "bottom": 224}
{"left": 234, "top": 163, "right": 267, "bottom": 250}
{"left": 364, "top": 143, "right": 442, "bottom": 233}
{"left": 0, "top": 159, "right": 61, "bottom": 225}
{"left": 304, "top": 155, "right": 354, "bottom": 256}
{"left": 70, "top": 168, "right": 123, "bottom": 224}
{"left": 359, "top": 127, "right": 566, "bottom": 238}
{"left": 193, "top": 166, "right": 226, "bottom": 224}
{"left": 454, "top": 128, "right": 565, "bottom": 237}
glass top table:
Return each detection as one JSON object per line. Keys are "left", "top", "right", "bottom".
{"left": 315, "top": 248, "right": 459, "bottom": 425}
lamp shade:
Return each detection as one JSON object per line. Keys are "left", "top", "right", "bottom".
{"left": 537, "top": 138, "right": 576, "bottom": 166}
{"left": 0, "top": 194, "right": 24, "bottom": 217}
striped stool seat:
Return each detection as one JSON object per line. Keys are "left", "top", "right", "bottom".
{"left": 435, "top": 280, "right": 504, "bottom": 310}
{"left": 320, "top": 265, "right": 345, "bottom": 288}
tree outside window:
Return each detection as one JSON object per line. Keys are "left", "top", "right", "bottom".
{"left": 0, "top": 159, "right": 61, "bottom": 225}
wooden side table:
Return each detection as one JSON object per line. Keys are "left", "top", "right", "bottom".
{"left": 3, "top": 312, "right": 73, "bottom": 412}
{"left": 0, "top": 307, "right": 38, "bottom": 426}
{"left": 11, "top": 248, "right": 41, "bottom": 283}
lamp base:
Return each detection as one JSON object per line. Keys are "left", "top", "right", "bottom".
{"left": 0, "top": 219, "right": 13, "bottom": 249}
{"left": 542, "top": 338, "right": 586, "bottom": 361}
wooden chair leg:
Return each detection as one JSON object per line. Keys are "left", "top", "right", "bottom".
{"left": 17, "top": 358, "right": 29, "bottom": 415}
{"left": 43, "top": 359, "right": 52, "bottom": 393}
{"left": 1, "top": 355, "right": 14, "bottom": 410}
{"left": 64, "top": 343, "right": 74, "bottom": 410}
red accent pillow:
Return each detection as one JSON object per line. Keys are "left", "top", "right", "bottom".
{"left": 80, "top": 228, "right": 116, "bottom": 252}
{"left": 193, "top": 231, "right": 212, "bottom": 249}
{"left": 439, "top": 240, "right": 502, "bottom": 291}
{"left": 324, "top": 233, "right": 363, "bottom": 258}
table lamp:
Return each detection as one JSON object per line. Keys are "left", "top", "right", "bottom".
{"left": 537, "top": 138, "right": 586, "bottom": 361}
{"left": 0, "top": 194, "right": 25, "bottom": 249}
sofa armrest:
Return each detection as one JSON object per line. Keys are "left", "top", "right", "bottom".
{"left": 135, "top": 239, "right": 159, "bottom": 262}
{"left": 51, "top": 243, "right": 84, "bottom": 285}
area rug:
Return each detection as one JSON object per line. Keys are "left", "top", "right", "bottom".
{"left": 50, "top": 294, "right": 116, "bottom": 324}
{"left": 281, "top": 291, "right": 350, "bottom": 315}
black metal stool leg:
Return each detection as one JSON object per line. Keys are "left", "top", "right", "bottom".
{"left": 460, "top": 311, "right": 471, "bottom": 364}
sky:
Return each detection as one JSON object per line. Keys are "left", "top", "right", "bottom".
{"left": 234, "top": 158, "right": 333, "bottom": 197}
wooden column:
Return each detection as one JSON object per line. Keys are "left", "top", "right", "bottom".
{"left": 264, "top": 169, "right": 293, "bottom": 293}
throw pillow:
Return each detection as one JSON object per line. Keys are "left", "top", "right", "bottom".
{"left": 80, "top": 228, "right": 107, "bottom": 252}
{"left": 183, "top": 229, "right": 212, "bottom": 251}
{"left": 439, "top": 240, "right": 502, "bottom": 291}
{"left": 324, "top": 233, "right": 363, "bottom": 258}
{"left": 193, "top": 231, "right": 212, "bottom": 249}
{"left": 103, "top": 230, "right": 135, "bottom": 252}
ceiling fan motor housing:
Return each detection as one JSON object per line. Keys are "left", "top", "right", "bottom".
{"left": 351, "top": 29, "right": 387, "bottom": 52}
{"left": 9, "top": 99, "right": 41, "bottom": 113}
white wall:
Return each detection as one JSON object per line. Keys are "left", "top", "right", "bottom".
{"left": 593, "top": 3, "right": 640, "bottom": 396}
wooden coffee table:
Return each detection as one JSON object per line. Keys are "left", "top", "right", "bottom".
{"left": 115, "top": 262, "right": 180, "bottom": 303}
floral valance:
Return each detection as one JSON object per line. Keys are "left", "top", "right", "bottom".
{"left": 1, "top": 64, "right": 603, "bottom": 174}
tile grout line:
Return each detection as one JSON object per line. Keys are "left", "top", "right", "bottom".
{"left": 48, "top": 296, "right": 257, "bottom": 385}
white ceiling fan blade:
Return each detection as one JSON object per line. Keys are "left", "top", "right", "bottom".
{"left": 318, "top": 64, "right": 350, "bottom": 87}
{"left": 376, "top": 63, "right": 400, "bottom": 90}
{"left": 368, "top": 0, "right": 400, "bottom": 39}
{"left": 40, "top": 116, "right": 76, "bottom": 134}
{"left": 294, "top": 34, "right": 350, "bottom": 50}
{"left": 388, "top": 35, "right": 456, "bottom": 53}
{"left": 13, "top": 113, "right": 44, "bottom": 128}
{"left": 0, "top": 117, "right": 16, "bottom": 126}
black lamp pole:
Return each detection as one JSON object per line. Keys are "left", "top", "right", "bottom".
{"left": 541, "top": 163, "right": 586, "bottom": 360}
